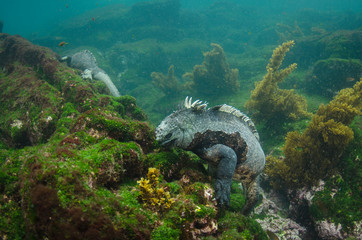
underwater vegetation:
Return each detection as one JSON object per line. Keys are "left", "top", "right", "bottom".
{"left": 245, "top": 40, "right": 310, "bottom": 124}
{"left": 137, "top": 168, "right": 174, "bottom": 213}
{"left": 183, "top": 43, "right": 240, "bottom": 96}
{"left": 151, "top": 65, "right": 182, "bottom": 97}
{"left": 150, "top": 42, "right": 242, "bottom": 101}
{"left": 266, "top": 79, "right": 361, "bottom": 189}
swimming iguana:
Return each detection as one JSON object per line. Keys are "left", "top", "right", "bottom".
{"left": 156, "top": 97, "right": 265, "bottom": 214}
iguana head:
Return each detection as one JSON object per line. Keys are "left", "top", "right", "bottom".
{"left": 156, "top": 97, "right": 207, "bottom": 148}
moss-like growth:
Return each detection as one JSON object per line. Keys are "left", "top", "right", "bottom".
{"left": 0, "top": 62, "right": 63, "bottom": 148}
{"left": 71, "top": 108, "right": 155, "bottom": 153}
{"left": 168, "top": 181, "right": 218, "bottom": 239}
{"left": 116, "top": 95, "right": 148, "bottom": 121}
{"left": 151, "top": 65, "right": 182, "bottom": 97}
{"left": 4, "top": 130, "right": 156, "bottom": 239}
{"left": 266, "top": 80, "right": 362, "bottom": 189}
{"left": 208, "top": 211, "right": 268, "bottom": 240}
{"left": 137, "top": 168, "right": 175, "bottom": 213}
{"left": 245, "top": 40, "right": 309, "bottom": 123}
{"left": 229, "top": 181, "right": 246, "bottom": 212}
{"left": 183, "top": 43, "right": 240, "bottom": 96}
{"left": 143, "top": 148, "right": 207, "bottom": 182}
{"left": 0, "top": 149, "right": 26, "bottom": 239}
{"left": 151, "top": 222, "right": 181, "bottom": 240}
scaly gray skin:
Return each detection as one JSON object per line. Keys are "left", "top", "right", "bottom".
{"left": 156, "top": 97, "right": 265, "bottom": 214}
{"left": 67, "top": 50, "right": 120, "bottom": 97}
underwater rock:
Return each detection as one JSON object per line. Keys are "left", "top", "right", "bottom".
{"left": 253, "top": 189, "right": 307, "bottom": 240}
{"left": 71, "top": 108, "right": 154, "bottom": 153}
{"left": 0, "top": 36, "right": 156, "bottom": 238}
{"left": 288, "top": 179, "right": 362, "bottom": 240}
{"left": 293, "top": 30, "right": 362, "bottom": 68}
{"left": 0, "top": 33, "right": 59, "bottom": 79}
{"left": 0, "top": 34, "right": 62, "bottom": 147}
{"left": 287, "top": 182, "right": 325, "bottom": 237}
{"left": 306, "top": 58, "right": 361, "bottom": 97}
{"left": 0, "top": 33, "right": 148, "bottom": 149}
{"left": 315, "top": 220, "right": 343, "bottom": 239}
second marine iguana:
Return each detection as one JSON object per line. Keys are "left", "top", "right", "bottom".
{"left": 156, "top": 97, "right": 265, "bottom": 214}
{"left": 62, "top": 50, "right": 120, "bottom": 97}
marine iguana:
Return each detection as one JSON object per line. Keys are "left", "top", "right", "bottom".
{"left": 62, "top": 50, "right": 120, "bottom": 97}
{"left": 156, "top": 97, "right": 265, "bottom": 214}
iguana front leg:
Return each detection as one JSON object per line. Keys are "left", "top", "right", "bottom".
{"left": 200, "top": 144, "right": 237, "bottom": 206}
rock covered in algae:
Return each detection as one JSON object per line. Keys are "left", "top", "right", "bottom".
{"left": 0, "top": 33, "right": 155, "bottom": 239}
{"left": 0, "top": 34, "right": 146, "bottom": 148}
{"left": 306, "top": 58, "right": 361, "bottom": 97}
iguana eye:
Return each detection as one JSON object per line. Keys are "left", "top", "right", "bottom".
{"left": 165, "top": 133, "right": 172, "bottom": 140}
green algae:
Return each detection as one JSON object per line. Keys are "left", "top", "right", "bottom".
{"left": 229, "top": 181, "right": 247, "bottom": 212}
{"left": 0, "top": 149, "right": 27, "bottom": 239}
{"left": 151, "top": 222, "right": 181, "bottom": 240}
{"left": 0, "top": 68, "right": 62, "bottom": 147}
{"left": 1, "top": 127, "right": 155, "bottom": 239}
{"left": 143, "top": 148, "right": 206, "bottom": 182}
{"left": 209, "top": 211, "right": 268, "bottom": 240}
